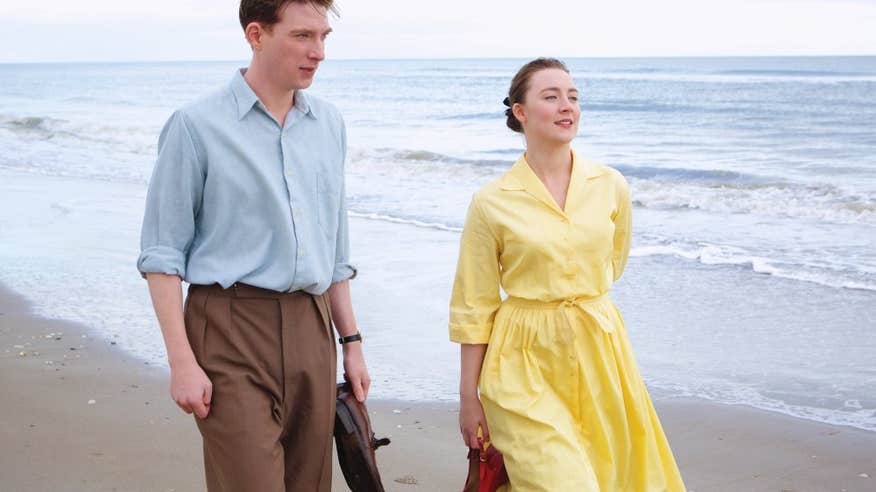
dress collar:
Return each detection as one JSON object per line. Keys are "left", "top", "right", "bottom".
{"left": 498, "top": 149, "right": 606, "bottom": 215}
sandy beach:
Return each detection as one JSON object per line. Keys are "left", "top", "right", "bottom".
{"left": 1, "top": 284, "right": 874, "bottom": 492}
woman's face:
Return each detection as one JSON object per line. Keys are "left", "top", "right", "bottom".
{"left": 514, "top": 68, "right": 580, "bottom": 145}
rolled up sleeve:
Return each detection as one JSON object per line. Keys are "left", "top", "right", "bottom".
{"left": 331, "top": 119, "right": 357, "bottom": 283}
{"left": 449, "top": 195, "right": 502, "bottom": 344}
{"left": 137, "top": 111, "right": 205, "bottom": 278}
{"left": 331, "top": 180, "right": 357, "bottom": 283}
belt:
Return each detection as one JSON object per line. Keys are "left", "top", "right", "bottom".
{"left": 504, "top": 294, "right": 615, "bottom": 341}
{"left": 190, "top": 282, "right": 311, "bottom": 299}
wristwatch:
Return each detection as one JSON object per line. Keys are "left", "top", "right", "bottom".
{"left": 338, "top": 332, "right": 362, "bottom": 344}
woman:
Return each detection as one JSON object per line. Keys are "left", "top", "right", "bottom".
{"left": 449, "top": 58, "right": 686, "bottom": 491}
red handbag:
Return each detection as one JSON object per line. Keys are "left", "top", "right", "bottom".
{"left": 462, "top": 445, "right": 509, "bottom": 492}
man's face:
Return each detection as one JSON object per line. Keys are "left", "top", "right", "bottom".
{"left": 258, "top": 2, "right": 332, "bottom": 90}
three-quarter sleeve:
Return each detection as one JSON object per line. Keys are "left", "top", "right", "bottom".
{"left": 611, "top": 172, "right": 632, "bottom": 281}
{"left": 332, "top": 119, "right": 357, "bottom": 283}
{"left": 137, "top": 111, "right": 205, "bottom": 278}
{"left": 449, "top": 195, "right": 502, "bottom": 344}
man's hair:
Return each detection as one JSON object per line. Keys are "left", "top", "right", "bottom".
{"left": 239, "top": 0, "right": 338, "bottom": 31}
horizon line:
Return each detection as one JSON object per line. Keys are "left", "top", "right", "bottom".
{"left": 2, "top": 54, "right": 876, "bottom": 65}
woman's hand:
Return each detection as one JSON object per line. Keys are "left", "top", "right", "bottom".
{"left": 459, "top": 343, "right": 490, "bottom": 449}
{"left": 459, "top": 393, "right": 490, "bottom": 450}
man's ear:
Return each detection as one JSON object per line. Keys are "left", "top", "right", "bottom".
{"left": 245, "top": 22, "right": 266, "bottom": 51}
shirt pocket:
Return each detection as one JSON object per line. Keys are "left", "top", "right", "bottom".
{"left": 316, "top": 172, "right": 341, "bottom": 238}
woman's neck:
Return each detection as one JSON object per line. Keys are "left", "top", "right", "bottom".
{"left": 524, "top": 141, "right": 573, "bottom": 181}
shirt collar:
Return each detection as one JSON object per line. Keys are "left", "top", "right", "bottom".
{"left": 230, "top": 68, "right": 317, "bottom": 121}
{"left": 293, "top": 90, "right": 317, "bottom": 120}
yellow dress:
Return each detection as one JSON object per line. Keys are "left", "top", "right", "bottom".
{"left": 449, "top": 151, "right": 685, "bottom": 491}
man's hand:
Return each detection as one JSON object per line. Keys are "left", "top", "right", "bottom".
{"left": 170, "top": 358, "right": 213, "bottom": 419}
{"left": 328, "top": 279, "right": 370, "bottom": 402}
{"left": 342, "top": 342, "right": 370, "bottom": 402}
{"left": 146, "top": 273, "right": 212, "bottom": 419}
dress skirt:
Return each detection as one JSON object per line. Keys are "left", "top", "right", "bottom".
{"left": 478, "top": 295, "right": 686, "bottom": 492}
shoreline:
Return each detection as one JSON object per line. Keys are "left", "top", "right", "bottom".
{"left": 2, "top": 283, "right": 875, "bottom": 491}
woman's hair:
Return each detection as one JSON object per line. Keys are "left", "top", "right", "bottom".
{"left": 504, "top": 58, "right": 570, "bottom": 133}
{"left": 239, "top": 0, "right": 338, "bottom": 32}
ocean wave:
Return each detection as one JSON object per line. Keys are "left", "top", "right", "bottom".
{"left": 630, "top": 243, "right": 876, "bottom": 292}
{"left": 436, "top": 112, "right": 502, "bottom": 120}
{"left": 631, "top": 179, "right": 876, "bottom": 225}
{"left": 0, "top": 113, "right": 156, "bottom": 154}
{"left": 0, "top": 158, "right": 150, "bottom": 185}
{"left": 0, "top": 116, "right": 73, "bottom": 140}
{"left": 715, "top": 69, "right": 872, "bottom": 78}
{"left": 616, "top": 164, "right": 759, "bottom": 183}
{"left": 585, "top": 100, "right": 868, "bottom": 117}
{"left": 598, "top": 67, "right": 674, "bottom": 74}
{"left": 348, "top": 210, "right": 462, "bottom": 232}
{"left": 366, "top": 148, "right": 509, "bottom": 168}
{"left": 581, "top": 72, "right": 876, "bottom": 84}
{"left": 391, "top": 71, "right": 509, "bottom": 80}
{"left": 4, "top": 116, "right": 55, "bottom": 129}
{"left": 585, "top": 102, "right": 684, "bottom": 113}
{"left": 649, "top": 381, "right": 876, "bottom": 433}
{"left": 583, "top": 101, "right": 741, "bottom": 114}
{"left": 482, "top": 148, "right": 525, "bottom": 155}
{"left": 387, "top": 149, "right": 446, "bottom": 162}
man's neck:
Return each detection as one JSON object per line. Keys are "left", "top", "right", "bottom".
{"left": 243, "top": 64, "right": 295, "bottom": 127}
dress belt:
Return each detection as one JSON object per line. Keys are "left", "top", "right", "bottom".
{"left": 504, "top": 294, "right": 615, "bottom": 340}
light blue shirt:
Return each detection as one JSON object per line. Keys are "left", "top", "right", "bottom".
{"left": 137, "top": 69, "right": 356, "bottom": 294}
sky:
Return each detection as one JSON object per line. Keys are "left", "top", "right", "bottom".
{"left": 1, "top": 0, "right": 875, "bottom": 63}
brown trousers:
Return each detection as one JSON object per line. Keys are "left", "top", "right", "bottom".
{"left": 184, "top": 283, "right": 337, "bottom": 492}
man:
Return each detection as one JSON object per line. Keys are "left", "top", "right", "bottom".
{"left": 137, "top": 1, "right": 369, "bottom": 490}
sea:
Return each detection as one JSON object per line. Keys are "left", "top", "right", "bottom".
{"left": 1, "top": 57, "right": 874, "bottom": 431}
